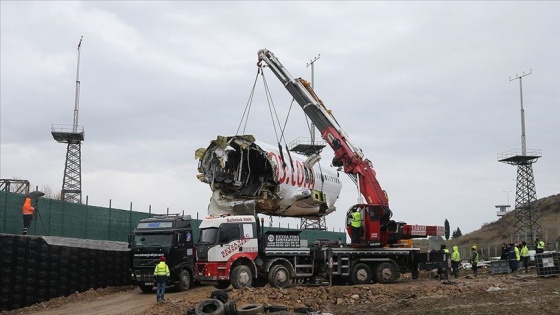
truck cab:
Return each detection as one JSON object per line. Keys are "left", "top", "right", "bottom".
{"left": 129, "top": 214, "right": 194, "bottom": 292}
{"left": 195, "top": 215, "right": 261, "bottom": 289}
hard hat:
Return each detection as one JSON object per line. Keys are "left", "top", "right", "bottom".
{"left": 160, "top": 256, "right": 166, "bottom": 261}
{"left": 471, "top": 245, "right": 477, "bottom": 250}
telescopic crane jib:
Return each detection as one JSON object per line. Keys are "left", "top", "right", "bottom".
{"left": 257, "top": 49, "right": 443, "bottom": 247}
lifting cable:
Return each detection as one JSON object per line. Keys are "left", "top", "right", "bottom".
{"left": 236, "top": 68, "right": 262, "bottom": 136}
{"left": 260, "top": 70, "right": 293, "bottom": 169}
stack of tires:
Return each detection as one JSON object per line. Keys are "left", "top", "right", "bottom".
{"left": 0, "top": 234, "right": 131, "bottom": 311}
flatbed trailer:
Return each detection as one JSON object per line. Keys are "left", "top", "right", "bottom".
{"left": 195, "top": 215, "right": 436, "bottom": 289}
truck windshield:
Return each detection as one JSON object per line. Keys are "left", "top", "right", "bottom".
{"left": 133, "top": 233, "right": 172, "bottom": 247}
{"left": 199, "top": 228, "right": 218, "bottom": 245}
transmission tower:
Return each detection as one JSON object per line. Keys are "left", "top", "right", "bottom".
{"left": 51, "top": 36, "right": 85, "bottom": 203}
{"left": 498, "top": 70, "right": 542, "bottom": 243}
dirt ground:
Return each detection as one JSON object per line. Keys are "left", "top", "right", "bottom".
{"left": 2, "top": 269, "right": 559, "bottom": 315}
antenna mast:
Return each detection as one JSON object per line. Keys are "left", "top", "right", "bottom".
{"left": 498, "top": 69, "right": 542, "bottom": 243}
{"left": 51, "top": 36, "right": 86, "bottom": 203}
{"left": 73, "top": 36, "right": 83, "bottom": 132}
{"left": 509, "top": 70, "right": 532, "bottom": 155}
{"left": 306, "top": 54, "right": 320, "bottom": 145}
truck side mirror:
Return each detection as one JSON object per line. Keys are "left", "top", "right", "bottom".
{"left": 128, "top": 234, "right": 132, "bottom": 248}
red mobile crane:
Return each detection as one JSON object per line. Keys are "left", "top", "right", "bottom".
{"left": 257, "top": 49, "right": 443, "bottom": 246}
{"left": 194, "top": 50, "right": 445, "bottom": 289}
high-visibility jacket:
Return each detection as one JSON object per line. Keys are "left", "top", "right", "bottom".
{"left": 154, "top": 262, "right": 170, "bottom": 277}
{"left": 536, "top": 240, "right": 545, "bottom": 250}
{"left": 22, "top": 198, "right": 35, "bottom": 215}
{"left": 514, "top": 247, "right": 520, "bottom": 261}
{"left": 471, "top": 250, "right": 479, "bottom": 264}
{"left": 451, "top": 246, "right": 461, "bottom": 262}
{"left": 351, "top": 211, "right": 362, "bottom": 228}
{"left": 520, "top": 246, "right": 529, "bottom": 257}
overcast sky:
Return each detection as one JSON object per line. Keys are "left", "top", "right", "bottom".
{"left": 1, "top": 1, "right": 558, "bottom": 236}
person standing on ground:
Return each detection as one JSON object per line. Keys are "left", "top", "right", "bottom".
{"left": 153, "top": 256, "right": 170, "bottom": 302}
{"left": 508, "top": 243, "right": 518, "bottom": 272}
{"left": 451, "top": 245, "right": 461, "bottom": 278}
{"left": 535, "top": 238, "right": 545, "bottom": 254}
{"left": 520, "top": 241, "right": 530, "bottom": 273}
{"left": 500, "top": 243, "right": 508, "bottom": 260}
{"left": 515, "top": 242, "right": 521, "bottom": 267}
{"left": 349, "top": 208, "right": 362, "bottom": 245}
{"left": 21, "top": 197, "right": 35, "bottom": 235}
{"left": 470, "top": 245, "right": 479, "bottom": 278}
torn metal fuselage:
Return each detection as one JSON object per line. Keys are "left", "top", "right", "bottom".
{"left": 196, "top": 135, "right": 342, "bottom": 218}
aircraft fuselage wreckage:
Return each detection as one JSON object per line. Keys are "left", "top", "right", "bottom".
{"left": 196, "top": 135, "right": 342, "bottom": 218}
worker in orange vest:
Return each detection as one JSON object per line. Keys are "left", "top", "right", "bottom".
{"left": 22, "top": 197, "right": 35, "bottom": 235}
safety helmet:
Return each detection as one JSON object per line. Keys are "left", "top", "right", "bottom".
{"left": 471, "top": 245, "right": 477, "bottom": 250}
{"left": 160, "top": 256, "right": 166, "bottom": 261}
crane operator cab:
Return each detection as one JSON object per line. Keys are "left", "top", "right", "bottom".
{"left": 346, "top": 204, "right": 402, "bottom": 247}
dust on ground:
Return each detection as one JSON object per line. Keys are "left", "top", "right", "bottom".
{"left": 2, "top": 269, "right": 559, "bottom": 315}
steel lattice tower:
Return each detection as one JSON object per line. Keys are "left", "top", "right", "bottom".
{"left": 51, "top": 37, "right": 85, "bottom": 203}
{"left": 299, "top": 54, "right": 328, "bottom": 230}
{"left": 498, "top": 70, "right": 542, "bottom": 242}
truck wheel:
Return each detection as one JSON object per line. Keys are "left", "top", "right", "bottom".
{"left": 177, "top": 269, "right": 191, "bottom": 291}
{"left": 195, "top": 299, "right": 225, "bottom": 315}
{"left": 214, "top": 281, "right": 230, "bottom": 290}
{"left": 268, "top": 264, "right": 291, "bottom": 288}
{"left": 351, "top": 263, "right": 372, "bottom": 284}
{"left": 374, "top": 262, "right": 397, "bottom": 284}
{"left": 237, "top": 303, "right": 264, "bottom": 315}
{"left": 230, "top": 265, "right": 253, "bottom": 289}
{"left": 139, "top": 285, "right": 153, "bottom": 293}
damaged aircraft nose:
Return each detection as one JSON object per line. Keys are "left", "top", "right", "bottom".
{"left": 196, "top": 135, "right": 342, "bottom": 218}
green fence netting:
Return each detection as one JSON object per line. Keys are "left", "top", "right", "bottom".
{"left": 0, "top": 191, "right": 346, "bottom": 243}
{"left": 0, "top": 191, "right": 151, "bottom": 242}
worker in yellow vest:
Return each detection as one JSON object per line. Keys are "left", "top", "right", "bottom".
{"left": 350, "top": 208, "right": 362, "bottom": 245}
{"left": 470, "top": 245, "right": 479, "bottom": 278}
{"left": 451, "top": 245, "right": 461, "bottom": 278}
{"left": 154, "top": 256, "right": 170, "bottom": 302}
{"left": 535, "top": 238, "right": 545, "bottom": 254}
{"left": 520, "top": 241, "right": 530, "bottom": 273}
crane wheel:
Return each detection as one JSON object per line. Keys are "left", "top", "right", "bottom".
{"left": 351, "top": 263, "right": 372, "bottom": 284}
{"left": 374, "top": 262, "right": 397, "bottom": 284}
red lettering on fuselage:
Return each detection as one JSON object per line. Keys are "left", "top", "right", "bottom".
{"left": 268, "top": 152, "right": 314, "bottom": 188}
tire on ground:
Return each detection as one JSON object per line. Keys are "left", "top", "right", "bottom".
{"left": 195, "top": 299, "right": 225, "bottom": 315}
{"left": 265, "top": 305, "right": 289, "bottom": 313}
{"left": 230, "top": 265, "right": 253, "bottom": 289}
{"left": 210, "top": 290, "right": 228, "bottom": 303}
{"left": 237, "top": 303, "right": 264, "bottom": 315}
{"left": 214, "top": 281, "right": 230, "bottom": 290}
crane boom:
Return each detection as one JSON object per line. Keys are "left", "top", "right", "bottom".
{"left": 257, "top": 49, "right": 443, "bottom": 246}
{"left": 257, "top": 49, "right": 390, "bottom": 216}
